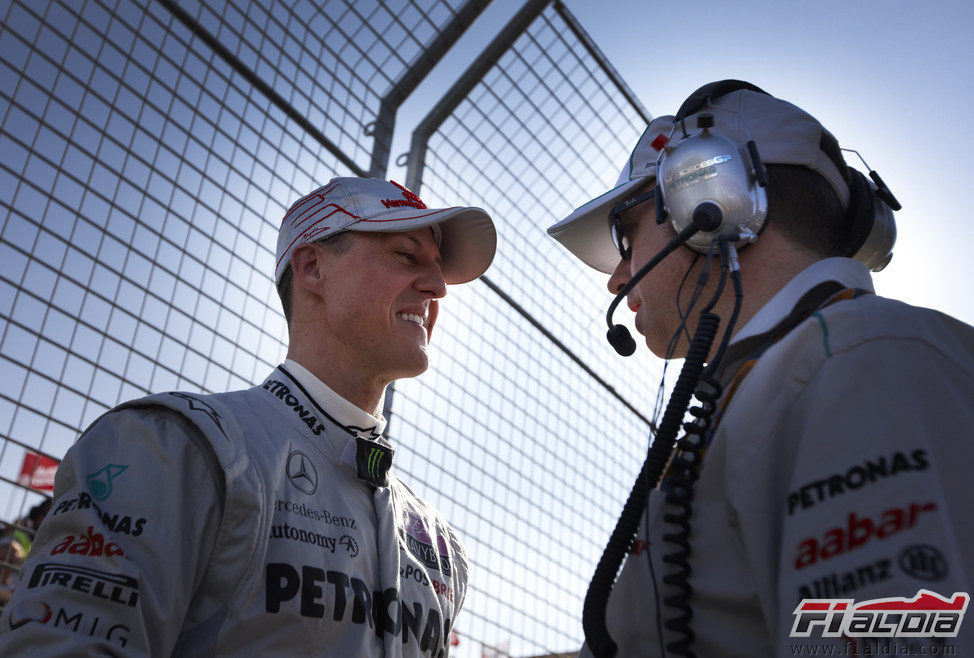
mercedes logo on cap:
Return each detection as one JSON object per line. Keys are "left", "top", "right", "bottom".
{"left": 286, "top": 451, "right": 318, "bottom": 495}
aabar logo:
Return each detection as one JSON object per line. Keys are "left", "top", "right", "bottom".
{"left": 51, "top": 526, "right": 126, "bottom": 558}
{"left": 794, "top": 501, "right": 937, "bottom": 569}
{"left": 791, "top": 590, "right": 968, "bottom": 638}
{"left": 381, "top": 181, "right": 428, "bottom": 210}
{"left": 286, "top": 452, "right": 318, "bottom": 495}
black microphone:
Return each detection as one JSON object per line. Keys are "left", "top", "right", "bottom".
{"left": 606, "top": 324, "right": 637, "bottom": 356}
{"left": 606, "top": 223, "right": 700, "bottom": 356}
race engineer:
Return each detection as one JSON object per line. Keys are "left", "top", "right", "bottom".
{"left": 548, "top": 81, "right": 974, "bottom": 656}
{"left": 0, "top": 177, "right": 496, "bottom": 656}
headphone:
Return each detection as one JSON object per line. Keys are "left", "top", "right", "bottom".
{"left": 653, "top": 80, "right": 900, "bottom": 271}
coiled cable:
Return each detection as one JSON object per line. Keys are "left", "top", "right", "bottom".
{"left": 582, "top": 311, "right": 720, "bottom": 658}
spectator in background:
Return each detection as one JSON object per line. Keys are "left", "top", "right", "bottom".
{"left": 0, "top": 499, "right": 51, "bottom": 606}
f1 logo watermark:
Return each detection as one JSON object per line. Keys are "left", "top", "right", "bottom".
{"left": 791, "top": 590, "right": 968, "bottom": 638}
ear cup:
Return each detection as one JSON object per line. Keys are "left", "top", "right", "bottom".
{"left": 657, "top": 130, "right": 767, "bottom": 253}
{"left": 842, "top": 169, "right": 875, "bottom": 258}
{"left": 844, "top": 168, "right": 896, "bottom": 271}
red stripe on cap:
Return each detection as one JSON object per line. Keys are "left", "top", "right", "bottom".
{"left": 276, "top": 205, "right": 356, "bottom": 271}
{"left": 800, "top": 603, "right": 831, "bottom": 611}
{"left": 651, "top": 133, "right": 668, "bottom": 152}
{"left": 281, "top": 181, "right": 340, "bottom": 227}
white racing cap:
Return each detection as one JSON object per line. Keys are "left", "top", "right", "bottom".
{"left": 275, "top": 177, "right": 496, "bottom": 284}
{"left": 548, "top": 83, "right": 851, "bottom": 273}
{"left": 548, "top": 115, "right": 677, "bottom": 274}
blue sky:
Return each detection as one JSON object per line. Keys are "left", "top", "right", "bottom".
{"left": 568, "top": 0, "right": 974, "bottom": 326}
{"left": 397, "top": 0, "right": 974, "bottom": 327}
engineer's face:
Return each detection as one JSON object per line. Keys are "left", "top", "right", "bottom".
{"left": 605, "top": 190, "right": 712, "bottom": 359}
{"left": 317, "top": 227, "right": 446, "bottom": 382}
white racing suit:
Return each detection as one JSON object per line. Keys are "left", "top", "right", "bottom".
{"left": 0, "top": 363, "right": 467, "bottom": 656}
{"left": 581, "top": 258, "right": 974, "bottom": 656}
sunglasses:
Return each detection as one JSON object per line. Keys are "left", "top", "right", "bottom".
{"left": 610, "top": 189, "right": 656, "bottom": 261}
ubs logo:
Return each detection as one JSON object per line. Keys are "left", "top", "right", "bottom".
{"left": 286, "top": 451, "right": 318, "bottom": 495}
{"left": 899, "top": 545, "right": 948, "bottom": 581}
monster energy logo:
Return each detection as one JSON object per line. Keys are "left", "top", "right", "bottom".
{"left": 368, "top": 448, "right": 386, "bottom": 480}
{"left": 355, "top": 437, "right": 394, "bottom": 486}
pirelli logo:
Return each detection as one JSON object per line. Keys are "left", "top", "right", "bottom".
{"left": 28, "top": 563, "right": 139, "bottom": 608}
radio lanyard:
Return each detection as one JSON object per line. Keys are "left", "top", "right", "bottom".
{"left": 708, "top": 282, "right": 873, "bottom": 438}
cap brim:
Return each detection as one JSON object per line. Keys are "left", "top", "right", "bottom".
{"left": 546, "top": 177, "right": 647, "bottom": 274}
{"left": 349, "top": 205, "right": 496, "bottom": 284}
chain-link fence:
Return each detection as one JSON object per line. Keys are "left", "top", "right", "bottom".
{"left": 0, "top": 0, "right": 659, "bottom": 654}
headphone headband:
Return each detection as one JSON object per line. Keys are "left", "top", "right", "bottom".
{"left": 674, "top": 80, "right": 770, "bottom": 121}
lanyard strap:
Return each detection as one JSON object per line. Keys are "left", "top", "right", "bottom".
{"left": 710, "top": 284, "right": 873, "bottom": 435}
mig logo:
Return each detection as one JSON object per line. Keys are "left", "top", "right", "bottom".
{"left": 791, "top": 589, "right": 968, "bottom": 638}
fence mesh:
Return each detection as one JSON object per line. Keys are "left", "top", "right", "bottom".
{"left": 391, "top": 4, "right": 658, "bottom": 654}
{"left": 0, "top": 0, "right": 660, "bottom": 655}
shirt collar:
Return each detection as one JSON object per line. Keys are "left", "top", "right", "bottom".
{"left": 283, "top": 358, "right": 386, "bottom": 439}
{"left": 732, "top": 257, "right": 874, "bottom": 345}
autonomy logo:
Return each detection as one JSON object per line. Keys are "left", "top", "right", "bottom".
{"left": 286, "top": 451, "right": 318, "bottom": 495}
{"left": 86, "top": 464, "right": 127, "bottom": 500}
{"left": 791, "top": 589, "right": 968, "bottom": 638}
{"left": 339, "top": 534, "right": 359, "bottom": 558}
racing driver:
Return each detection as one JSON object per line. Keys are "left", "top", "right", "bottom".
{"left": 0, "top": 177, "right": 496, "bottom": 656}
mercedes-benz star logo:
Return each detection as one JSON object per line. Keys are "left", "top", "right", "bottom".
{"left": 286, "top": 451, "right": 318, "bottom": 495}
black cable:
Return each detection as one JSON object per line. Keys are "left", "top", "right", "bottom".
{"left": 646, "top": 252, "right": 705, "bottom": 656}
{"left": 659, "top": 240, "right": 746, "bottom": 656}
{"left": 606, "top": 224, "right": 700, "bottom": 335}
{"left": 673, "top": 253, "right": 706, "bottom": 349}
{"left": 704, "top": 240, "right": 745, "bottom": 378}
{"left": 660, "top": 368, "right": 722, "bottom": 657}
{"left": 582, "top": 311, "right": 721, "bottom": 658}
